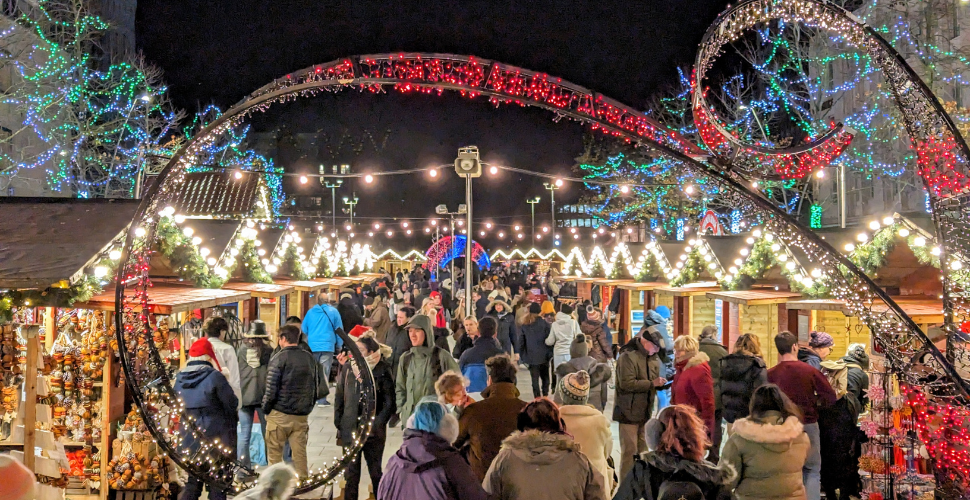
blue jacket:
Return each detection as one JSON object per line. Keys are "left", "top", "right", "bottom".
{"left": 174, "top": 361, "right": 239, "bottom": 454}
{"left": 302, "top": 303, "right": 344, "bottom": 353}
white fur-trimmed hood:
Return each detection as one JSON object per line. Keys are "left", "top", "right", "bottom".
{"left": 732, "top": 415, "right": 804, "bottom": 444}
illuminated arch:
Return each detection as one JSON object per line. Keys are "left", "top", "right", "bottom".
{"left": 115, "top": 48, "right": 962, "bottom": 495}
{"left": 423, "top": 235, "right": 490, "bottom": 278}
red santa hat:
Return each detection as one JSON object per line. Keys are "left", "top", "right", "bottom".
{"left": 348, "top": 325, "right": 371, "bottom": 339}
{"left": 187, "top": 337, "right": 221, "bottom": 371}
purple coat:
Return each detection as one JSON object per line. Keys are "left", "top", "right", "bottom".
{"left": 377, "top": 430, "right": 487, "bottom": 500}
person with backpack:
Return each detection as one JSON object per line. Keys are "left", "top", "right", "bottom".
{"left": 719, "top": 384, "right": 810, "bottom": 500}
{"left": 767, "top": 331, "right": 837, "bottom": 500}
{"left": 454, "top": 354, "right": 528, "bottom": 481}
{"left": 798, "top": 331, "right": 834, "bottom": 370}
{"left": 458, "top": 317, "right": 505, "bottom": 393}
{"left": 613, "top": 405, "right": 735, "bottom": 500}
{"left": 395, "top": 314, "right": 459, "bottom": 424}
{"left": 818, "top": 344, "right": 869, "bottom": 500}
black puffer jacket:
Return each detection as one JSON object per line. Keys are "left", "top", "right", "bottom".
{"left": 385, "top": 322, "right": 412, "bottom": 381}
{"left": 262, "top": 346, "right": 318, "bottom": 416}
{"left": 719, "top": 352, "right": 768, "bottom": 423}
{"left": 335, "top": 359, "right": 396, "bottom": 443}
{"left": 613, "top": 451, "right": 736, "bottom": 500}
{"left": 517, "top": 315, "right": 552, "bottom": 366}
{"left": 236, "top": 343, "right": 273, "bottom": 407}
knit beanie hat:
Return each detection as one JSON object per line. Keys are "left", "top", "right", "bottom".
{"left": 558, "top": 370, "right": 590, "bottom": 406}
{"left": 528, "top": 302, "right": 542, "bottom": 315}
{"left": 570, "top": 333, "right": 589, "bottom": 358}
{"left": 0, "top": 455, "right": 34, "bottom": 500}
{"left": 187, "top": 337, "right": 221, "bottom": 371}
{"left": 809, "top": 331, "right": 835, "bottom": 348}
{"left": 540, "top": 301, "right": 556, "bottom": 316}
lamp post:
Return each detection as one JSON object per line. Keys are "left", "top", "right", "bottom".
{"left": 454, "top": 146, "right": 481, "bottom": 318}
{"left": 343, "top": 194, "right": 359, "bottom": 232}
{"left": 544, "top": 179, "right": 563, "bottom": 244}
{"left": 323, "top": 177, "right": 343, "bottom": 231}
{"left": 526, "top": 197, "right": 541, "bottom": 243}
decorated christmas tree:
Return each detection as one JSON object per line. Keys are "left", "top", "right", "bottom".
{"left": 334, "top": 257, "right": 349, "bottom": 277}
{"left": 589, "top": 257, "right": 606, "bottom": 278}
{"left": 609, "top": 251, "right": 631, "bottom": 279}
{"left": 565, "top": 252, "right": 582, "bottom": 276}
{"left": 316, "top": 252, "right": 332, "bottom": 278}
{"left": 635, "top": 253, "right": 661, "bottom": 282}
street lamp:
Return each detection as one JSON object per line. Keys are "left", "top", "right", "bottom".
{"left": 343, "top": 193, "right": 359, "bottom": 235}
{"left": 454, "top": 146, "right": 481, "bottom": 318}
{"left": 526, "top": 197, "right": 541, "bottom": 243}
{"left": 322, "top": 173, "right": 344, "bottom": 232}
{"left": 544, "top": 180, "right": 563, "bottom": 244}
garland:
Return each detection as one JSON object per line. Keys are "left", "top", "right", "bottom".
{"left": 564, "top": 252, "right": 582, "bottom": 276}
{"left": 315, "top": 251, "right": 332, "bottom": 278}
{"left": 334, "top": 258, "right": 349, "bottom": 277}
{"left": 609, "top": 250, "right": 632, "bottom": 279}
{"left": 0, "top": 258, "right": 116, "bottom": 321}
{"left": 239, "top": 240, "right": 273, "bottom": 284}
{"left": 670, "top": 248, "right": 704, "bottom": 287}
{"left": 155, "top": 216, "right": 220, "bottom": 288}
{"left": 589, "top": 258, "right": 606, "bottom": 278}
{"left": 635, "top": 252, "right": 662, "bottom": 282}
{"left": 279, "top": 244, "right": 311, "bottom": 281}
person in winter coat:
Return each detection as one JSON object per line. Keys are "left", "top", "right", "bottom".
{"left": 395, "top": 314, "right": 459, "bottom": 423}
{"left": 486, "top": 295, "right": 518, "bottom": 355}
{"left": 302, "top": 293, "right": 344, "bottom": 406}
{"left": 545, "top": 303, "right": 582, "bottom": 368}
{"left": 720, "top": 384, "right": 810, "bottom": 500}
{"left": 378, "top": 400, "right": 488, "bottom": 500}
{"left": 262, "top": 325, "right": 318, "bottom": 478}
{"left": 386, "top": 307, "right": 416, "bottom": 382}
{"left": 174, "top": 338, "right": 239, "bottom": 500}
{"left": 517, "top": 302, "right": 553, "bottom": 398}
{"left": 457, "top": 317, "right": 505, "bottom": 392}
{"left": 452, "top": 316, "right": 478, "bottom": 360}
{"left": 474, "top": 289, "right": 490, "bottom": 321}
{"left": 338, "top": 296, "right": 365, "bottom": 334}
{"left": 842, "top": 343, "right": 870, "bottom": 408}
{"left": 364, "top": 296, "right": 392, "bottom": 343}
{"left": 236, "top": 321, "right": 274, "bottom": 473}
{"left": 614, "top": 405, "right": 735, "bottom": 500}
{"left": 335, "top": 336, "right": 395, "bottom": 500}
{"left": 614, "top": 331, "right": 666, "bottom": 480}
{"left": 204, "top": 317, "right": 242, "bottom": 410}
{"left": 697, "top": 326, "right": 727, "bottom": 460}
{"left": 719, "top": 333, "right": 768, "bottom": 429}
{"left": 483, "top": 398, "right": 607, "bottom": 500}
{"left": 818, "top": 344, "right": 869, "bottom": 500}
{"left": 797, "top": 331, "right": 834, "bottom": 370}
{"left": 582, "top": 307, "right": 613, "bottom": 363}
{"left": 671, "top": 335, "right": 716, "bottom": 443}
{"left": 642, "top": 306, "right": 674, "bottom": 410}
{"left": 555, "top": 333, "right": 612, "bottom": 411}
{"left": 454, "top": 354, "right": 529, "bottom": 481}
{"left": 557, "top": 371, "right": 616, "bottom": 498}
{"left": 435, "top": 371, "right": 476, "bottom": 416}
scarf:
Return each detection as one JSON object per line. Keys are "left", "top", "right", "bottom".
{"left": 365, "top": 350, "right": 381, "bottom": 370}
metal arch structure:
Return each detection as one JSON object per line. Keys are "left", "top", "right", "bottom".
{"left": 423, "top": 235, "right": 491, "bottom": 279}
{"left": 693, "top": 0, "right": 970, "bottom": 369}
{"left": 116, "top": 51, "right": 968, "bottom": 494}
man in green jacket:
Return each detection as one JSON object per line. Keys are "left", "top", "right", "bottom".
{"left": 699, "top": 325, "right": 728, "bottom": 462}
{"left": 613, "top": 330, "right": 665, "bottom": 481}
{"left": 395, "top": 314, "right": 459, "bottom": 424}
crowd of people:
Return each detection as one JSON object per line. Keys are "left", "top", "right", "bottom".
{"left": 169, "top": 263, "right": 870, "bottom": 500}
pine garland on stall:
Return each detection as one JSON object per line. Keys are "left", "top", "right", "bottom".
{"left": 334, "top": 257, "right": 349, "bottom": 277}
{"left": 635, "top": 252, "right": 662, "bottom": 282}
{"left": 670, "top": 248, "right": 704, "bottom": 287}
{"left": 280, "top": 244, "right": 311, "bottom": 281}
{"left": 565, "top": 252, "right": 582, "bottom": 276}
{"left": 589, "top": 257, "right": 606, "bottom": 278}
{"left": 609, "top": 251, "right": 631, "bottom": 279}
{"left": 240, "top": 240, "right": 273, "bottom": 284}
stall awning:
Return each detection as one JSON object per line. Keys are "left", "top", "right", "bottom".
{"left": 74, "top": 285, "right": 251, "bottom": 315}
{"left": 272, "top": 279, "right": 328, "bottom": 293}
{"left": 168, "top": 172, "right": 269, "bottom": 219}
{"left": 0, "top": 198, "right": 138, "bottom": 288}
{"left": 786, "top": 297, "right": 944, "bottom": 323}
{"left": 706, "top": 290, "right": 802, "bottom": 305}
{"left": 655, "top": 282, "right": 722, "bottom": 297}
{"left": 222, "top": 282, "right": 295, "bottom": 298}
{"left": 616, "top": 282, "right": 667, "bottom": 291}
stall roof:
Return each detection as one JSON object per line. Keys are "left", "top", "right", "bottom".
{"left": 616, "top": 281, "right": 667, "bottom": 291}
{"left": 786, "top": 297, "right": 944, "bottom": 322}
{"left": 221, "top": 282, "right": 295, "bottom": 298}
{"left": 168, "top": 172, "right": 268, "bottom": 219}
{"left": 179, "top": 220, "right": 240, "bottom": 257}
{"left": 706, "top": 290, "right": 802, "bottom": 305}
{"left": 272, "top": 278, "right": 327, "bottom": 292}
{"left": 74, "top": 285, "right": 251, "bottom": 315}
{"left": 655, "top": 282, "right": 722, "bottom": 297}
{"left": 0, "top": 198, "right": 138, "bottom": 288}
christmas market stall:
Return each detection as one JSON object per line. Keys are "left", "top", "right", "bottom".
{"left": 373, "top": 249, "right": 427, "bottom": 275}
{"left": 613, "top": 281, "right": 667, "bottom": 344}
{"left": 653, "top": 282, "right": 723, "bottom": 339}
{"left": 0, "top": 199, "right": 150, "bottom": 500}
{"left": 704, "top": 290, "right": 804, "bottom": 366}
{"left": 218, "top": 282, "right": 295, "bottom": 335}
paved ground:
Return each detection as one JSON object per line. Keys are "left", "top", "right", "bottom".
{"left": 301, "top": 365, "right": 625, "bottom": 500}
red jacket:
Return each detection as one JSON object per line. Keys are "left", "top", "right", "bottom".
{"left": 671, "top": 351, "right": 716, "bottom": 440}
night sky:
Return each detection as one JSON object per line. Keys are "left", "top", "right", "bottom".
{"left": 135, "top": 0, "right": 732, "bottom": 239}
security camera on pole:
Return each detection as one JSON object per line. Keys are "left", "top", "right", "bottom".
{"left": 454, "top": 146, "right": 481, "bottom": 318}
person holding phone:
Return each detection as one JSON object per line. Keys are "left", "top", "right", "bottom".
{"left": 613, "top": 329, "right": 667, "bottom": 480}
